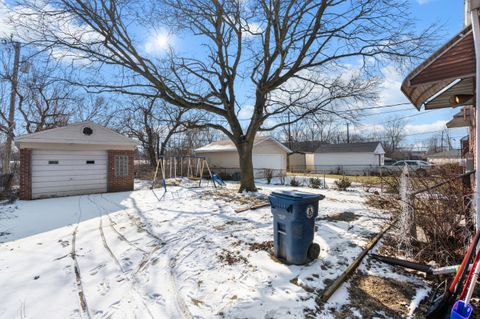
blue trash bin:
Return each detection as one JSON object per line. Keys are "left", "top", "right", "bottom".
{"left": 269, "top": 190, "right": 325, "bottom": 265}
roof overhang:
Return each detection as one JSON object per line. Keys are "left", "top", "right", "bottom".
{"left": 401, "top": 26, "right": 475, "bottom": 110}
{"left": 446, "top": 106, "right": 474, "bottom": 128}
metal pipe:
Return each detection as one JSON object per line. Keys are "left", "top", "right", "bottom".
{"left": 472, "top": 7, "right": 480, "bottom": 229}
{"left": 465, "top": 255, "right": 480, "bottom": 304}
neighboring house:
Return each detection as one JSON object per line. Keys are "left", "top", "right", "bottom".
{"left": 427, "top": 150, "right": 463, "bottom": 165}
{"left": 288, "top": 151, "right": 308, "bottom": 172}
{"left": 16, "top": 121, "right": 137, "bottom": 200}
{"left": 308, "top": 142, "right": 385, "bottom": 174}
{"left": 194, "top": 136, "right": 291, "bottom": 177}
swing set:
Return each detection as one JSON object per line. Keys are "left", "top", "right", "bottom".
{"left": 151, "top": 155, "right": 225, "bottom": 199}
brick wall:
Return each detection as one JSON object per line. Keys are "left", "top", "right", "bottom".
{"left": 19, "top": 148, "right": 32, "bottom": 200}
{"left": 107, "top": 150, "right": 134, "bottom": 192}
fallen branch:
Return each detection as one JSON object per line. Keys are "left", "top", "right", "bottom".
{"left": 234, "top": 202, "right": 270, "bottom": 213}
{"left": 317, "top": 218, "right": 398, "bottom": 303}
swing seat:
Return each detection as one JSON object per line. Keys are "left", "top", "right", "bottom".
{"left": 212, "top": 174, "right": 226, "bottom": 186}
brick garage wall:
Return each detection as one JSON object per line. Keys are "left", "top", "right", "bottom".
{"left": 107, "top": 150, "right": 134, "bottom": 192}
{"left": 19, "top": 148, "right": 32, "bottom": 200}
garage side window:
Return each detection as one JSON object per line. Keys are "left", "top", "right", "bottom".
{"left": 114, "top": 155, "right": 128, "bottom": 177}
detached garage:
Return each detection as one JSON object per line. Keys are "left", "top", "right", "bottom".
{"left": 16, "top": 121, "right": 137, "bottom": 200}
{"left": 194, "top": 136, "right": 291, "bottom": 177}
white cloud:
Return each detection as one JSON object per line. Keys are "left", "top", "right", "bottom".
{"left": 0, "top": 0, "right": 13, "bottom": 38}
{"left": 237, "top": 105, "right": 253, "bottom": 120}
{"left": 144, "top": 30, "right": 174, "bottom": 55}
{"left": 417, "top": 0, "right": 433, "bottom": 5}
{"left": 353, "top": 120, "right": 447, "bottom": 136}
{"left": 376, "top": 65, "right": 409, "bottom": 107}
{"left": 405, "top": 120, "right": 447, "bottom": 134}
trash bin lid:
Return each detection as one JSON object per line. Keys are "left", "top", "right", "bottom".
{"left": 270, "top": 190, "right": 324, "bottom": 201}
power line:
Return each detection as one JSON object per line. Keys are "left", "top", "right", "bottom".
{"left": 232, "top": 102, "right": 413, "bottom": 121}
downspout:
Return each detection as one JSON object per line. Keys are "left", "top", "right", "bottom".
{"left": 472, "top": 7, "right": 480, "bottom": 229}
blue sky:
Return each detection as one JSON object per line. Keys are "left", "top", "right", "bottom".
{"left": 351, "top": 0, "right": 467, "bottom": 149}
{"left": 146, "top": 0, "right": 469, "bottom": 149}
{"left": 0, "top": 0, "right": 470, "bottom": 148}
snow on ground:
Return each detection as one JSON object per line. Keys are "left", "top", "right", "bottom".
{"left": 0, "top": 180, "right": 420, "bottom": 318}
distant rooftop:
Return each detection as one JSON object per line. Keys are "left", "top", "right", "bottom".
{"left": 427, "top": 150, "right": 461, "bottom": 159}
{"left": 194, "top": 136, "right": 291, "bottom": 153}
{"left": 315, "top": 142, "right": 382, "bottom": 153}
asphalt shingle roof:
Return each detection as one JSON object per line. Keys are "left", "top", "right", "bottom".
{"left": 315, "top": 142, "right": 381, "bottom": 153}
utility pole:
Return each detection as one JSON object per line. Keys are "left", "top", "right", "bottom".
{"left": 3, "top": 41, "right": 20, "bottom": 174}
{"left": 287, "top": 111, "right": 292, "bottom": 149}
{"left": 441, "top": 130, "right": 444, "bottom": 152}
{"left": 346, "top": 122, "right": 350, "bottom": 143}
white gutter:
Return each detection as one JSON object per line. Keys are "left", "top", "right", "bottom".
{"left": 472, "top": 7, "right": 480, "bottom": 229}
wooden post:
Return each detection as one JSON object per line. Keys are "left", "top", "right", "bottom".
{"left": 204, "top": 160, "right": 216, "bottom": 188}
{"left": 151, "top": 158, "right": 161, "bottom": 189}
{"left": 198, "top": 159, "right": 205, "bottom": 187}
{"left": 174, "top": 157, "right": 177, "bottom": 179}
{"left": 380, "top": 165, "right": 383, "bottom": 195}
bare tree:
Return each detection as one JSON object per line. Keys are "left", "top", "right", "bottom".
{"left": 72, "top": 95, "right": 115, "bottom": 126}
{"left": 123, "top": 97, "right": 193, "bottom": 166}
{"left": 11, "top": 0, "right": 435, "bottom": 191}
{"left": 382, "top": 116, "right": 407, "bottom": 155}
{"left": 0, "top": 40, "right": 20, "bottom": 174}
{"left": 16, "top": 63, "right": 73, "bottom": 133}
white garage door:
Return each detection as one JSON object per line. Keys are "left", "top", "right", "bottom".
{"left": 31, "top": 150, "right": 107, "bottom": 199}
{"left": 253, "top": 154, "right": 283, "bottom": 170}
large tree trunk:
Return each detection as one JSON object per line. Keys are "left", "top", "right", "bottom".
{"left": 237, "top": 140, "right": 256, "bottom": 192}
{"left": 147, "top": 143, "right": 156, "bottom": 167}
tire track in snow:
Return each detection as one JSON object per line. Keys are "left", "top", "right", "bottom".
{"left": 97, "top": 195, "right": 165, "bottom": 274}
{"left": 96, "top": 194, "right": 193, "bottom": 319}
{"left": 86, "top": 195, "right": 156, "bottom": 319}
{"left": 71, "top": 196, "right": 92, "bottom": 319}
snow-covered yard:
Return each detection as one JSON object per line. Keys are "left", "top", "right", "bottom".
{"left": 0, "top": 180, "right": 427, "bottom": 318}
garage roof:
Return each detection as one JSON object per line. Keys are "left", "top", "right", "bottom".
{"left": 194, "top": 136, "right": 292, "bottom": 153}
{"left": 315, "top": 142, "right": 384, "bottom": 154}
{"left": 15, "top": 121, "right": 137, "bottom": 147}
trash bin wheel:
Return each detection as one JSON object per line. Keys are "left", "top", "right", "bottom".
{"left": 307, "top": 243, "right": 320, "bottom": 261}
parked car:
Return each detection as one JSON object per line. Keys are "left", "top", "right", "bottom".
{"left": 384, "top": 159, "right": 397, "bottom": 166}
{"left": 391, "top": 160, "right": 431, "bottom": 176}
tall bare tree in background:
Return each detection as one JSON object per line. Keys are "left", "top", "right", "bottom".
{"left": 11, "top": 0, "right": 435, "bottom": 191}
{"left": 382, "top": 116, "right": 407, "bottom": 155}
{"left": 0, "top": 43, "right": 116, "bottom": 169}
{"left": 0, "top": 40, "right": 20, "bottom": 174}
{"left": 123, "top": 97, "right": 196, "bottom": 166}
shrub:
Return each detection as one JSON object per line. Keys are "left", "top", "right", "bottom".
{"left": 290, "top": 176, "right": 301, "bottom": 187}
{"left": 264, "top": 169, "right": 273, "bottom": 184}
{"left": 309, "top": 177, "right": 322, "bottom": 189}
{"left": 368, "top": 164, "right": 474, "bottom": 265}
{"left": 279, "top": 173, "right": 286, "bottom": 185}
{"left": 334, "top": 177, "right": 351, "bottom": 191}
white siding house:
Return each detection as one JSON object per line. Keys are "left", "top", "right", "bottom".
{"left": 194, "top": 136, "right": 291, "bottom": 177}
{"left": 309, "top": 142, "right": 385, "bottom": 174}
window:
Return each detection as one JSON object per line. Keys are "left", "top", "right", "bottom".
{"left": 115, "top": 155, "right": 128, "bottom": 176}
{"left": 48, "top": 160, "right": 59, "bottom": 165}
{"left": 86, "top": 160, "right": 95, "bottom": 164}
